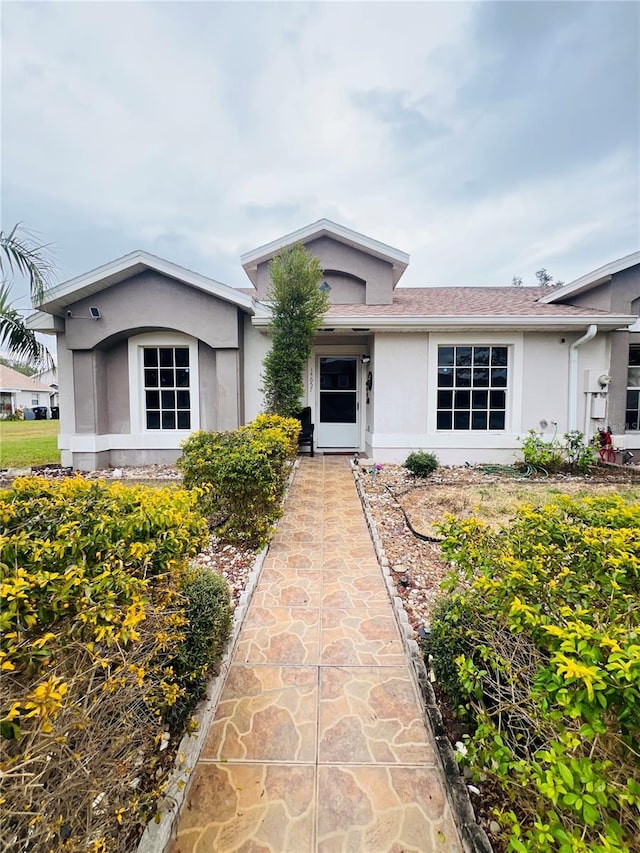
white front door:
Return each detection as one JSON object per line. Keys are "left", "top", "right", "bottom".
{"left": 317, "top": 356, "right": 359, "bottom": 448}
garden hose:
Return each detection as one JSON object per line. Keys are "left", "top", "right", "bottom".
{"left": 384, "top": 484, "right": 443, "bottom": 543}
{"left": 478, "top": 463, "right": 549, "bottom": 479}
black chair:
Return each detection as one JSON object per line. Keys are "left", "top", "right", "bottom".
{"left": 296, "top": 407, "right": 315, "bottom": 457}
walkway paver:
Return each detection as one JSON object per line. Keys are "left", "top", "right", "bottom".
{"left": 170, "top": 457, "right": 463, "bottom": 853}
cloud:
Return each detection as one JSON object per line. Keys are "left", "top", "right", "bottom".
{"left": 1, "top": 0, "right": 637, "bottom": 309}
{"left": 351, "top": 89, "right": 450, "bottom": 148}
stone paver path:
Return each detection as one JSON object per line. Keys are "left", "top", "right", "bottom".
{"left": 170, "top": 456, "right": 463, "bottom": 853}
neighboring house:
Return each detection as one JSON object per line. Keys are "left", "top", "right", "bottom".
{"left": 33, "top": 367, "right": 60, "bottom": 410}
{"left": 28, "top": 220, "right": 638, "bottom": 470}
{"left": 0, "top": 365, "right": 53, "bottom": 417}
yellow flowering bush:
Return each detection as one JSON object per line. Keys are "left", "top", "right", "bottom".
{"left": 431, "top": 495, "right": 640, "bottom": 853}
{"left": 178, "top": 414, "right": 299, "bottom": 546}
{"left": 248, "top": 413, "right": 301, "bottom": 460}
{"left": 0, "top": 477, "right": 231, "bottom": 853}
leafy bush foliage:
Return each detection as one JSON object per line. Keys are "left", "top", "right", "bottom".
{"left": 0, "top": 476, "right": 231, "bottom": 853}
{"left": 248, "top": 413, "right": 301, "bottom": 460}
{"left": 564, "top": 429, "right": 595, "bottom": 473}
{"left": 403, "top": 450, "right": 439, "bottom": 478}
{"left": 163, "top": 568, "right": 231, "bottom": 731}
{"left": 519, "top": 429, "right": 565, "bottom": 472}
{"left": 519, "top": 429, "right": 594, "bottom": 473}
{"left": 178, "top": 415, "right": 299, "bottom": 547}
{"left": 432, "top": 496, "right": 640, "bottom": 852}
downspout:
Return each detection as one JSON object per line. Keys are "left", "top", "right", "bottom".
{"left": 568, "top": 324, "right": 597, "bottom": 431}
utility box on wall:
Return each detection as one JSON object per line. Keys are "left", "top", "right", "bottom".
{"left": 584, "top": 369, "right": 612, "bottom": 394}
{"left": 591, "top": 395, "right": 607, "bottom": 419}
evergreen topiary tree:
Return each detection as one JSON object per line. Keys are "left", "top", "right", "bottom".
{"left": 261, "top": 243, "right": 329, "bottom": 416}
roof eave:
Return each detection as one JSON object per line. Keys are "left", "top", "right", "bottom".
{"left": 252, "top": 313, "right": 636, "bottom": 332}
{"left": 26, "top": 311, "right": 64, "bottom": 333}
{"left": 37, "top": 251, "right": 254, "bottom": 316}
{"left": 540, "top": 250, "right": 640, "bottom": 304}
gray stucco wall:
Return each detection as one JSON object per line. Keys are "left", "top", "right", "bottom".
{"left": 321, "top": 272, "right": 366, "bottom": 304}
{"left": 559, "top": 266, "right": 640, "bottom": 443}
{"left": 58, "top": 270, "right": 248, "bottom": 469}
{"left": 73, "top": 351, "right": 102, "bottom": 434}
{"left": 254, "top": 236, "right": 394, "bottom": 305}
{"left": 64, "top": 271, "right": 239, "bottom": 351}
{"left": 106, "top": 341, "right": 130, "bottom": 433}
{"left": 199, "top": 343, "right": 217, "bottom": 432}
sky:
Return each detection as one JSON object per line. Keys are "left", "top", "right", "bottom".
{"left": 2, "top": 0, "right": 639, "bottom": 315}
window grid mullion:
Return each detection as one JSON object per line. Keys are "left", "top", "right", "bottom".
{"left": 437, "top": 345, "right": 507, "bottom": 431}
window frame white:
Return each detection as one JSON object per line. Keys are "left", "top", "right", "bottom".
{"left": 626, "top": 344, "right": 640, "bottom": 432}
{"left": 427, "top": 332, "right": 524, "bottom": 438}
{"left": 128, "top": 333, "right": 199, "bottom": 438}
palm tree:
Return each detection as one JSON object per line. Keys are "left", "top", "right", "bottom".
{"left": 0, "top": 224, "right": 55, "bottom": 369}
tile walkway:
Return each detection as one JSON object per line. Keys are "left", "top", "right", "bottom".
{"left": 170, "top": 456, "right": 463, "bottom": 853}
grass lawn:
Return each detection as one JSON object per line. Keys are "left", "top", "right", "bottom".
{"left": 0, "top": 420, "right": 61, "bottom": 468}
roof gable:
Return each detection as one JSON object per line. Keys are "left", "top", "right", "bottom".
{"left": 36, "top": 250, "right": 255, "bottom": 316}
{"left": 240, "top": 219, "right": 409, "bottom": 286}
{"left": 539, "top": 250, "right": 640, "bottom": 304}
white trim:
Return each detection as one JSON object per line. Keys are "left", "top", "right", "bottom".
{"left": 241, "top": 219, "right": 409, "bottom": 286}
{"left": 58, "top": 433, "right": 188, "bottom": 453}
{"left": 25, "top": 310, "right": 64, "bottom": 333}
{"left": 540, "top": 251, "right": 640, "bottom": 304}
{"left": 308, "top": 345, "right": 369, "bottom": 451}
{"left": 427, "top": 332, "right": 524, "bottom": 436}
{"left": 316, "top": 354, "right": 361, "bottom": 449}
{"left": 252, "top": 313, "right": 636, "bottom": 331}
{"left": 369, "top": 432, "right": 523, "bottom": 451}
{"left": 38, "top": 251, "right": 254, "bottom": 315}
{"left": 127, "top": 332, "right": 200, "bottom": 436}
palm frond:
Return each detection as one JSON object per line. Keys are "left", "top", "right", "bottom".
{"left": 0, "top": 282, "right": 54, "bottom": 370}
{"left": 0, "top": 223, "right": 56, "bottom": 305}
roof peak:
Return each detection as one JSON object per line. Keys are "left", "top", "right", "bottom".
{"left": 240, "top": 219, "right": 409, "bottom": 287}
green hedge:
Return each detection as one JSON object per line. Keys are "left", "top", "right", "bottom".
{"left": 431, "top": 496, "right": 640, "bottom": 853}
{"left": 177, "top": 414, "right": 300, "bottom": 547}
{"left": 0, "top": 476, "right": 232, "bottom": 853}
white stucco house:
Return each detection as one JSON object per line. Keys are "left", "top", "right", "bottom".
{"left": 0, "top": 365, "right": 54, "bottom": 417}
{"left": 27, "top": 220, "right": 639, "bottom": 470}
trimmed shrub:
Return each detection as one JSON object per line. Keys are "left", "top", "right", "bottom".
{"left": 261, "top": 244, "right": 328, "bottom": 417}
{"left": 0, "top": 476, "right": 231, "bottom": 853}
{"left": 163, "top": 568, "right": 232, "bottom": 731}
{"left": 431, "top": 496, "right": 640, "bottom": 852}
{"left": 178, "top": 415, "right": 297, "bottom": 547}
{"left": 247, "top": 413, "right": 301, "bottom": 460}
{"left": 404, "top": 450, "right": 439, "bottom": 478}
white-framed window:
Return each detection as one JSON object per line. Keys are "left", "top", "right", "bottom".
{"left": 626, "top": 345, "right": 640, "bottom": 431}
{"left": 128, "top": 333, "right": 199, "bottom": 435}
{"left": 32, "top": 396, "right": 39, "bottom": 406}
{"left": 142, "top": 345, "right": 192, "bottom": 430}
{"left": 437, "top": 345, "right": 508, "bottom": 430}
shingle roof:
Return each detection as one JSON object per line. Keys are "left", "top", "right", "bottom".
{"left": 324, "top": 287, "right": 609, "bottom": 318}
{"left": 0, "top": 365, "right": 52, "bottom": 392}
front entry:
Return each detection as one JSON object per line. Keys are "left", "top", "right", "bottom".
{"left": 317, "top": 356, "right": 359, "bottom": 448}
